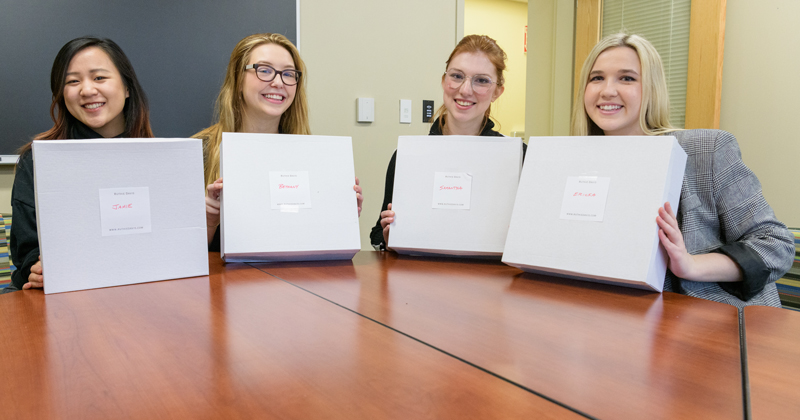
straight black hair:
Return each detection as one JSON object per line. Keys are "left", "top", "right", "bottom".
{"left": 20, "top": 36, "right": 152, "bottom": 153}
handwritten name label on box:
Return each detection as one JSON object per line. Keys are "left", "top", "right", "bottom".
{"left": 98, "top": 187, "right": 152, "bottom": 236}
{"left": 559, "top": 176, "right": 611, "bottom": 221}
{"left": 269, "top": 171, "right": 312, "bottom": 211}
{"left": 431, "top": 172, "right": 472, "bottom": 210}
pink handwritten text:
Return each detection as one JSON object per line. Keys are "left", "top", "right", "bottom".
{"left": 572, "top": 192, "right": 596, "bottom": 197}
{"left": 279, "top": 184, "right": 300, "bottom": 189}
{"left": 439, "top": 185, "right": 463, "bottom": 191}
{"left": 112, "top": 203, "right": 133, "bottom": 210}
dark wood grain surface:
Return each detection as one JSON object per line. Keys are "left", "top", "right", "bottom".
{"left": 0, "top": 255, "right": 581, "bottom": 419}
{"left": 253, "top": 251, "right": 744, "bottom": 419}
{"left": 744, "top": 305, "right": 800, "bottom": 419}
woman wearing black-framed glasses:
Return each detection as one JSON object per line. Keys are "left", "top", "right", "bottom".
{"left": 194, "top": 33, "right": 363, "bottom": 251}
{"left": 244, "top": 63, "right": 302, "bottom": 86}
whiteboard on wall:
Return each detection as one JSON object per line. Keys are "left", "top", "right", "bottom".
{"left": 0, "top": 0, "right": 297, "bottom": 156}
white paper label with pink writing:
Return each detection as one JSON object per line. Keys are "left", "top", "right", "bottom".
{"left": 98, "top": 187, "right": 152, "bottom": 236}
{"left": 559, "top": 176, "right": 611, "bottom": 221}
{"left": 431, "top": 172, "right": 472, "bottom": 210}
{"left": 269, "top": 171, "right": 312, "bottom": 211}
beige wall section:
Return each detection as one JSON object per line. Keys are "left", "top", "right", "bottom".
{"left": 300, "top": 0, "right": 457, "bottom": 250}
{"left": 0, "top": 166, "right": 14, "bottom": 214}
{"left": 464, "top": 0, "right": 528, "bottom": 136}
{"left": 720, "top": 0, "right": 800, "bottom": 227}
{"left": 524, "top": 0, "right": 574, "bottom": 138}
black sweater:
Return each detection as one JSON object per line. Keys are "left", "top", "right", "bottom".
{"left": 369, "top": 118, "right": 527, "bottom": 248}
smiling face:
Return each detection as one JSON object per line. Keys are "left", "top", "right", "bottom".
{"left": 441, "top": 52, "right": 504, "bottom": 135}
{"left": 240, "top": 43, "right": 297, "bottom": 133}
{"left": 583, "top": 46, "right": 644, "bottom": 136}
{"left": 63, "top": 47, "right": 129, "bottom": 138}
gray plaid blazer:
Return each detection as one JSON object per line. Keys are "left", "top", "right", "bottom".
{"left": 664, "top": 129, "right": 794, "bottom": 308}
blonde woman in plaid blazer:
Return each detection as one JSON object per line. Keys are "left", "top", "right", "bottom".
{"left": 571, "top": 33, "right": 794, "bottom": 308}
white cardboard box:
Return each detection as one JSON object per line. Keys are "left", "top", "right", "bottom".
{"left": 220, "top": 133, "right": 360, "bottom": 262}
{"left": 33, "top": 138, "right": 209, "bottom": 294}
{"left": 389, "top": 135, "right": 523, "bottom": 257}
{"left": 502, "top": 136, "right": 687, "bottom": 291}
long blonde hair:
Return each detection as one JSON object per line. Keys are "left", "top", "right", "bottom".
{"left": 571, "top": 33, "right": 676, "bottom": 136}
{"left": 432, "top": 34, "right": 506, "bottom": 134}
{"left": 195, "top": 33, "right": 310, "bottom": 186}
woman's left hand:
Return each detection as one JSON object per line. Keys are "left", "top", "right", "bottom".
{"left": 656, "top": 202, "right": 697, "bottom": 279}
{"left": 23, "top": 256, "right": 44, "bottom": 290}
{"left": 354, "top": 177, "right": 363, "bottom": 217}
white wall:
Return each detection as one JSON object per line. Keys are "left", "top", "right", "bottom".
{"left": 720, "top": 0, "right": 800, "bottom": 227}
{"left": 300, "top": 0, "right": 458, "bottom": 249}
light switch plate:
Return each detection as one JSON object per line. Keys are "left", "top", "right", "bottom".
{"left": 400, "top": 99, "right": 411, "bottom": 124}
{"left": 357, "top": 98, "right": 374, "bottom": 123}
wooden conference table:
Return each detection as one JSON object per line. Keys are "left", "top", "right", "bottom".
{"left": 743, "top": 306, "right": 800, "bottom": 419}
{"left": 0, "top": 251, "right": 794, "bottom": 419}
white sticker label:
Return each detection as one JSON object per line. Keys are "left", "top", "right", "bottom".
{"left": 99, "top": 187, "right": 152, "bottom": 236}
{"left": 269, "top": 171, "right": 312, "bottom": 211}
{"left": 559, "top": 176, "right": 611, "bottom": 221}
{"left": 432, "top": 172, "right": 472, "bottom": 210}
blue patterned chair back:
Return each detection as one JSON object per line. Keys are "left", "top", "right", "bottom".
{"left": 0, "top": 215, "right": 12, "bottom": 288}
{"left": 776, "top": 228, "right": 800, "bottom": 310}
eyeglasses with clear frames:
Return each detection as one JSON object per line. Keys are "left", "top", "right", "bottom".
{"left": 244, "top": 64, "right": 301, "bottom": 86}
{"left": 444, "top": 70, "right": 497, "bottom": 94}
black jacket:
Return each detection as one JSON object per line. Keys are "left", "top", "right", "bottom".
{"left": 369, "top": 118, "right": 527, "bottom": 248}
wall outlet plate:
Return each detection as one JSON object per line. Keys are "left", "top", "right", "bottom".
{"left": 423, "top": 100, "right": 434, "bottom": 123}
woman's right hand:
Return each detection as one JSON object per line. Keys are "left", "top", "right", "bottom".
{"left": 380, "top": 203, "right": 394, "bottom": 246}
{"left": 206, "top": 178, "right": 223, "bottom": 243}
{"left": 24, "top": 257, "right": 44, "bottom": 289}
